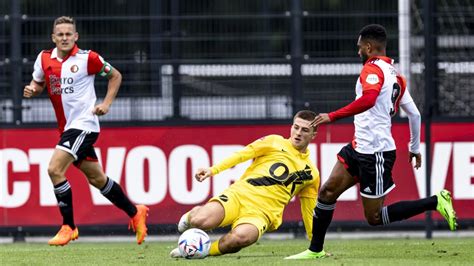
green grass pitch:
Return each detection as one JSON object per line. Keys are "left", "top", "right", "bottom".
{"left": 1, "top": 238, "right": 473, "bottom": 265}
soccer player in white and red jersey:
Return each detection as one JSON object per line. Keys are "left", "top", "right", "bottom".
{"left": 287, "top": 24, "right": 457, "bottom": 260}
{"left": 23, "top": 16, "right": 148, "bottom": 246}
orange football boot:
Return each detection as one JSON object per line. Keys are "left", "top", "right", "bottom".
{"left": 128, "top": 205, "right": 149, "bottom": 245}
{"left": 48, "top": 225, "right": 79, "bottom": 246}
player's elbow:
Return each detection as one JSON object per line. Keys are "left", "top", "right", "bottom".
{"left": 409, "top": 109, "right": 421, "bottom": 120}
{"left": 109, "top": 69, "right": 122, "bottom": 83}
{"left": 402, "top": 102, "right": 421, "bottom": 118}
{"left": 115, "top": 71, "right": 122, "bottom": 83}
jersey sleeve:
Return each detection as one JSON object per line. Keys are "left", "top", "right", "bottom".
{"left": 298, "top": 166, "right": 319, "bottom": 199}
{"left": 32, "top": 52, "right": 45, "bottom": 82}
{"left": 328, "top": 89, "right": 379, "bottom": 121}
{"left": 87, "top": 51, "right": 113, "bottom": 77}
{"left": 360, "top": 63, "right": 384, "bottom": 92}
{"left": 299, "top": 197, "right": 316, "bottom": 240}
{"left": 399, "top": 82, "right": 414, "bottom": 105}
{"left": 297, "top": 166, "right": 319, "bottom": 239}
{"left": 210, "top": 135, "right": 277, "bottom": 175}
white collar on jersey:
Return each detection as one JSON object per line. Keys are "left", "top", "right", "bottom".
{"left": 50, "top": 48, "right": 63, "bottom": 62}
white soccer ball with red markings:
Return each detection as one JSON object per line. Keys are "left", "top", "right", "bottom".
{"left": 178, "top": 228, "right": 211, "bottom": 259}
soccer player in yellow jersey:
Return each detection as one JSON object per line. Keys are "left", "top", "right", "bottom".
{"left": 170, "top": 110, "right": 320, "bottom": 258}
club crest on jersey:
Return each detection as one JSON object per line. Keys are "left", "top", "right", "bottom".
{"left": 366, "top": 74, "right": 379, "bottom": 84}
{"left": 70, "top": 65, "right": 79, "bottom": 73}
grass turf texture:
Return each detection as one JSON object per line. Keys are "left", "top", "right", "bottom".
{"left": 1, "top": 238, "right": 472, "bottom": 265}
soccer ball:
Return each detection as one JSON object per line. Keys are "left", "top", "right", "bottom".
{"left": 178, "top": 228, "right": 211, "bottom": 259}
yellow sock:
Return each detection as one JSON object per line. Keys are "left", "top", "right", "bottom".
{"left": 209, "top": 240, "right": 222, "bottom": 256}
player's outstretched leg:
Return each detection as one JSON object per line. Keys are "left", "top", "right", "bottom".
{"left": 285, "top": 249, "right": 329, "bottom": 260}
{"left": 48, "top": 225, "right": 79, "bottom": 246}
{"left": 128, "top": 205, "right": 149, "bottom": 244}
{"left": 178, "top": 211, "right": 191, "bottom": 233}
{"left": 436, "top": 189, "right": 457, "bottom": 231}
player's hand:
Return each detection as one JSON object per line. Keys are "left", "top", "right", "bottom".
{"left": 93, "top": 103, "right": 110, "bottom": 116}
{"left": 194, "top": 168, "right": 212, "bottom": 182}
{"left": 23, "top": 85, "right": 36, "bottom": 98}
{"left": 409, "top": 152, "right": 422, "bottom": 169}
{"left": 310, "top": 113, "right": 331, "bottom": 127}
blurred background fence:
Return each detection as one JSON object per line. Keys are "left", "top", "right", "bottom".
{"left": 0, "top": 0, "right": 473, "bottom": 125}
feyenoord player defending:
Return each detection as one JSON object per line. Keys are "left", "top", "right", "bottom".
{"left": 170, "top": 110, "right": 321, "bottom": 258}
{"left": 286, "top": 24, "right": 457, "bottom": 260}
{"left": 23, "top": 16, "right": 148, "bottom": 246}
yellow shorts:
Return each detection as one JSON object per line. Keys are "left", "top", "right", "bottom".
{"left": 210, "top": 188, "right": 270, "bottom": 239}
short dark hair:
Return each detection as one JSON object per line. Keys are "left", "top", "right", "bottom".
{"left": 53, "top": 16, "right": 75, "bottom": 32}
{"left": 294, "top": 110, "right": 317, "bottom": 122}
{"left": 359, "top": 24, "right": 387, "bottom": 48}
{"left": 294, "top": 110, "right": 318, "bottom": 131}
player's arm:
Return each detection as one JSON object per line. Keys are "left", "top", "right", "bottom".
{"left": 312, "top": 90, "right": 379, "bottom": 126}
{"left": 194, "top": 145, "right": 255, "bottom": 182}
{"left": 87, "top": 51, "right": 122, "bottom": 116}
{"left": 400, "top": 90, "right": 422, "bottom": 169}
{"left": 298, "top": 168, "right": 320, "bottom": 239}
{"left": 94, "top": 67, "right": 122, "bottom": 116}
{"left": 195, "top": 136, "right": 276, "bottom": 182}
{"left": 25, "top": 51, "right": 46, "bottom": 98}
{"left": 23, "top": 80, "right": 45, "bottom": 98}
{"left": 311, "top": 64, "right": 383, "bottom": 127}
{"left": 299, "top": 195, "right": 316, "bottom": 240}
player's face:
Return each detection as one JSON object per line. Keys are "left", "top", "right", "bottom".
{"left": 52, "top": 23, "right": 78, "bottom": 57}
{"left": 357, "top": 36, "right": 370, "bottom": 64}
{"left": 290, "top": 117, "right": 316, "bottom": 152}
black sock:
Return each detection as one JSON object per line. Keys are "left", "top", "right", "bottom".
{"left": 381, "top": 196, "right": 437, "bottom": 225}
{"left": 309, "top": 199, "right": 336, "bottom": 252}
{"left": 53, "top": 180, "right": 75, "bottom": 229}
{"left": 100, "top": 177, "right": 137, "bottom": 218}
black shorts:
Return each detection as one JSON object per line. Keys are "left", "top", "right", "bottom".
{"left": 56, "top": 129, "right": 99, "bottom": 167}
{"left": 337, "top": 143, "right": 396, "bottom": 198}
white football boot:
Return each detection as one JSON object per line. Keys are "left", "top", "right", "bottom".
{"left": 169, "top": 247, "right": 182, "bottom": 258}
{"left": 178, "top": 212, "right": 191, "bottom": 233}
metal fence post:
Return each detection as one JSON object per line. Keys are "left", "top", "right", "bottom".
{"left": 10, "top": 0, "right": 22, "bottom": 125}
{"left": 423, "top": 0, "right": 437, "bottom": 239}
{"left": 171, "top": 0, "right": 182, "bottom": 119}
{"left": 290, "top": 0, "right": 303, "bottom": 114}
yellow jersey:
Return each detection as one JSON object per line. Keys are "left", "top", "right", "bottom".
{"left": 211, "top": 134, "right": 320, "bottom": 237}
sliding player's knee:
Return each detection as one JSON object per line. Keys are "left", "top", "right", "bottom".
{"left": 227, "top": 231, "right": 256, "bottom": 248}
{"left": 189, "top": 211, "right": 211, "bottom": 228}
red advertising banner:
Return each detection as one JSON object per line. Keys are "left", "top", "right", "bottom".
{"left": 1, "top": 123, "right": 473, "bottom": 227}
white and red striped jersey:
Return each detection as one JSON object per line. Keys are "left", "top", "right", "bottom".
{"left": 32, "top": 45, "right": 112, "bottom": 134}
{"left": 352, "top": 56, "right": 414, "bottom": 154}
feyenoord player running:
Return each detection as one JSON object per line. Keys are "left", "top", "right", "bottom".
{"left": 286, "top": 24, "right": 457, "bottom": 260}
{"left": 23, "top": 16, "right": 148, "bottom": 246}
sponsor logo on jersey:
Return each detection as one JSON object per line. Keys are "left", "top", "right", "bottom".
{"left": 70, "top": 65, "right": 79, "bottom": 73}
{"left": 49, "top": 75, "right": 75, "bottom": 95}
{"left": 365, "top": 74, "right": 379, "bottom": 85}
